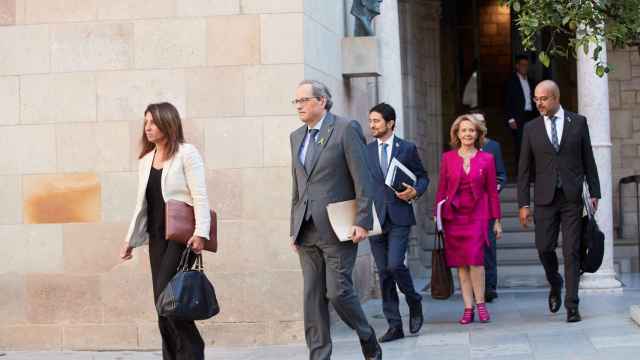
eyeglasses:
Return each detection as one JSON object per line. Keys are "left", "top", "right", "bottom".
{"left": 291, "top": 97, "right": 320, "bottom": 105}
{"left": 533, "top": 96, "right": 553, "bottom": 103}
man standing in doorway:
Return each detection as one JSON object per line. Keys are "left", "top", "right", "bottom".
{"left": 366, "top": 103, "right": 429, "bottom": 342}
{"left": 505, "top": 54, "right": 537, "bottom": 166}
{"left": 518, "top": 80, "right": 600, "bottom": 323}
{"left": 471, "top": 111, "right": 506, "bottom": 303}
{"left": 290, "top": 80, "right": 382, "bottom": 360}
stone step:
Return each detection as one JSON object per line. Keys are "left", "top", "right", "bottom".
{"left": 501, "top": 216, "right": 534, "bottom": 232}
{"left": 423, "top": 230, "right": 536, "bottom": 249}
{"left": 417, "top": 259, "right": 629, "bottom": 290}
{"left": 499, "top": 183, "right": 533, "bottom": 201}
{"left": 418, "top": 262, "right": 551, "bottom": 289}
{"left": 501, "top": 201, "right": 523, "bottom": 216}
{"left": 496, "top": 232, "right": 536, "bottom": 248}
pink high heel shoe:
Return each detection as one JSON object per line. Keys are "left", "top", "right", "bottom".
{"left": 459, "top": 307, "right": 474, "bottom": 325}
{"left": 477, "top": 302, "right": 491, "bottom": 323}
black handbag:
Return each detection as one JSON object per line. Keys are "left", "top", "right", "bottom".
{"left": 431, "top": 231, "right": 454, "bottom": 300}
{"left": 156, "top": 247, "right": 220, "bottom": 320}
{"left": 580, "top": 198, "right": 605, "bottom": 274}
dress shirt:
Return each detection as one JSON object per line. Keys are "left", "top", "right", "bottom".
{"left": 518, "top": 73, "right": 533, "bottom": 111}
{"left": 377, "top": 133, "right": 395, "bottom": 171}
{"left": 299, "top": 113, "right": 326, "bottom": 165}
{"left": 544, "top": 106, "right": 565, "bottom": 146}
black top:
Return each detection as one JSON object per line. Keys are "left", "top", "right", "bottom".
{"left": 146, "top": 167, "right": 165, "bottom": 239}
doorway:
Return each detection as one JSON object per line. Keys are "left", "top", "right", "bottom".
{"left": 440, "top": 0, "right": 577, "bottom": 180}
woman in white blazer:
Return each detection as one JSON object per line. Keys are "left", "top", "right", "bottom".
{"left": 120, "top": 102, "right": 210, "bottom": 360}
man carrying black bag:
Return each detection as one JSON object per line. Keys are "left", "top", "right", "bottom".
{"left": 518, "top": 80, "right": 601, "bottom": 323}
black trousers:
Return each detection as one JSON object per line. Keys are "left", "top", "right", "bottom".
{"left": 533, "top": 188, "right": 582, "bottom": 310}
{"left": 484, "top": 219, "right": 498, "bottom": 292}
{"left": 149, "top": 234, "right": 205, "bottom": 360}
{"left": 369, "top": 220, "right": 421, "bottom": 329}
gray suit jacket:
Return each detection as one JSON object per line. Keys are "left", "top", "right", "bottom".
{"left": 289, "top": 112, "right": 374, "bottom": 243}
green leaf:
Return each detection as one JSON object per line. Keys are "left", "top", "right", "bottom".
{"left": 513, "top": 1, "right": 521, "bottom": 12}
{"left": 539, "top": 51, "right": 551, "bottom": 67}
{"left": 592, "top": 45, "right": 602, "bottom": 61}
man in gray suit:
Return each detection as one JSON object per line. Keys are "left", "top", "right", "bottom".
{"left": 290, "top": 80, "right": 382, "bottom": 360}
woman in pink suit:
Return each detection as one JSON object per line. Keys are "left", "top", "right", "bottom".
{"left": 434, "top": 114, "right": 502, "bottom": 324}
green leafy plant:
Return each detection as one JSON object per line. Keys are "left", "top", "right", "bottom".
{"left": 501, "top": 0, "right": 640, "bottom": 76}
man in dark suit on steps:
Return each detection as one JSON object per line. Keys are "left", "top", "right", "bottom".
{"left": 505, "top": 54, "right": 538, "bottom": 166}
{"left": 366, "top": 103, "right": 429, "bottom": 343}
{"left": 470, "top": 111, "right": 506, "bottom": 303}
{"left": 517, "top": 80, "right": 600, "bottom": 323}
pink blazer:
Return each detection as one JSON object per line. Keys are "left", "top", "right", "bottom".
{"left": 434, "top": 150, "right": 501, "bottom": 221}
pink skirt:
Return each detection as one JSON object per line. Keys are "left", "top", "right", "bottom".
{"left": 443, "top": 215, "right": 488, "bottom": 267}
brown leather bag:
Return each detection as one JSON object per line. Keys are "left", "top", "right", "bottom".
{"left": 430, "top": 231, "right": 453, "bottom": 299}
{"left": 165, "top": 199, "right": 218, "bottom": 253}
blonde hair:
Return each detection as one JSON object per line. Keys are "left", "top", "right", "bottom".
{"left": 449, "top": 114, "right": 487, "bottom": 149}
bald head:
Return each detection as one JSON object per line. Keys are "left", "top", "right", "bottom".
{"left": 534, "top": 80, "right": 561, "bottom": 116}
{"left": 536, "top": 80, "right": 560, "bottom": 98}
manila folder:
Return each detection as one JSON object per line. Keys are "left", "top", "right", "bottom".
{"left": 326, "top": 200, "right": 382, "bottom": 241}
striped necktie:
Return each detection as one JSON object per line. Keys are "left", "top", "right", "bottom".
{"left": 550, "top": 116, "right": 562, "bottom": 188}
{"left": 550, "top": 115, "right": 560, "bottom": 152}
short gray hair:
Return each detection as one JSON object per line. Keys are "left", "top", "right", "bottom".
{"left": 298, "top": 79, "right": 333, "bottom": 111}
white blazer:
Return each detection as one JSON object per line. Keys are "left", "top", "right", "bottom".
{"left": 125, "top": 143, "right": 211, "bottom": 248}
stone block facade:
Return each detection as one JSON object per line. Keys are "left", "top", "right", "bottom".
{"left": 0, "top": 0, "right": 391, "bottom": 350}
{"left": 608, "top": 47, "right": 640, "bottom": 241}
{"left": 398, "top": 0, "right": 443, "bottom": 272}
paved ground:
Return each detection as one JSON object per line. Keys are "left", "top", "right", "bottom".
{"left": 3, "top": 274, "right": 640, "bottom": 359}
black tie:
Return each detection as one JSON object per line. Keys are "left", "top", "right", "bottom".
{"left": 304, "top": 129, "right": 320, "bottom": 174}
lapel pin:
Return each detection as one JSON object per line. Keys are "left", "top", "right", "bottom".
{"left": 318, "top": 138, "right": 325, "bottom": 145}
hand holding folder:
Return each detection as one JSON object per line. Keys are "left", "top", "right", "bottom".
{"left": 385, "top": 158, "right": 417, "bottom": 192}
{"left": 326, "top": 200, "right": 382, "bottom": 242}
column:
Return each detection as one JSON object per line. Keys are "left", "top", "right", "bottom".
{"left": 375, "top": 0, "right": 405, "bottom": 136}
{"left": 577, "top": 39, "right": 623, "bottom": 290}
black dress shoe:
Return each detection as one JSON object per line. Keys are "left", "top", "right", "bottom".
{"left": 378, "top": 327, "right": 404, "bottom": 343}
{"left": 548, "top": 287, "right": 562, "bottom": 313}
{"left": 485, "top": 290, "right": 498, "bottom": 303}
{"left": 567, "top": 308, "right": 582, "bottom": 323}
{"left": 408, "top": 302, "right": 424, "bottom": 334}
{"left": 360, "top": 330, "right": 383, "bottom": 359}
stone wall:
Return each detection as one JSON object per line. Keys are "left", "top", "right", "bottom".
{"left": 608, "top": 47, "right": 640, "bottom": 241}
{"left": 304, "top": 0, "right": 408, "bottom": 301}
{"left": 398, "top": 0, "right": 443, "bottom": 272}
{"left": 0, "top": 0, "right": 307, "bottom": 350}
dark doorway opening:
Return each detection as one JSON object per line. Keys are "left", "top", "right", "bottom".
{"left": 440, "top": 0, "right": 577, "bottom": 180}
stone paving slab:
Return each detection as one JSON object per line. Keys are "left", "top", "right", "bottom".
{"left": 3, "top": 275, "right": 640, "bottom": 359}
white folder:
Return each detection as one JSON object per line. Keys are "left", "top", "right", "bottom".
{"left": 436, "top": 199, "right": 447, "bottom": 232}
{"left": 385, "top": 158, "right": 417, "bottom": 192}
{"left": 326, "top": 200, "right": 382, "bottom": 241}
